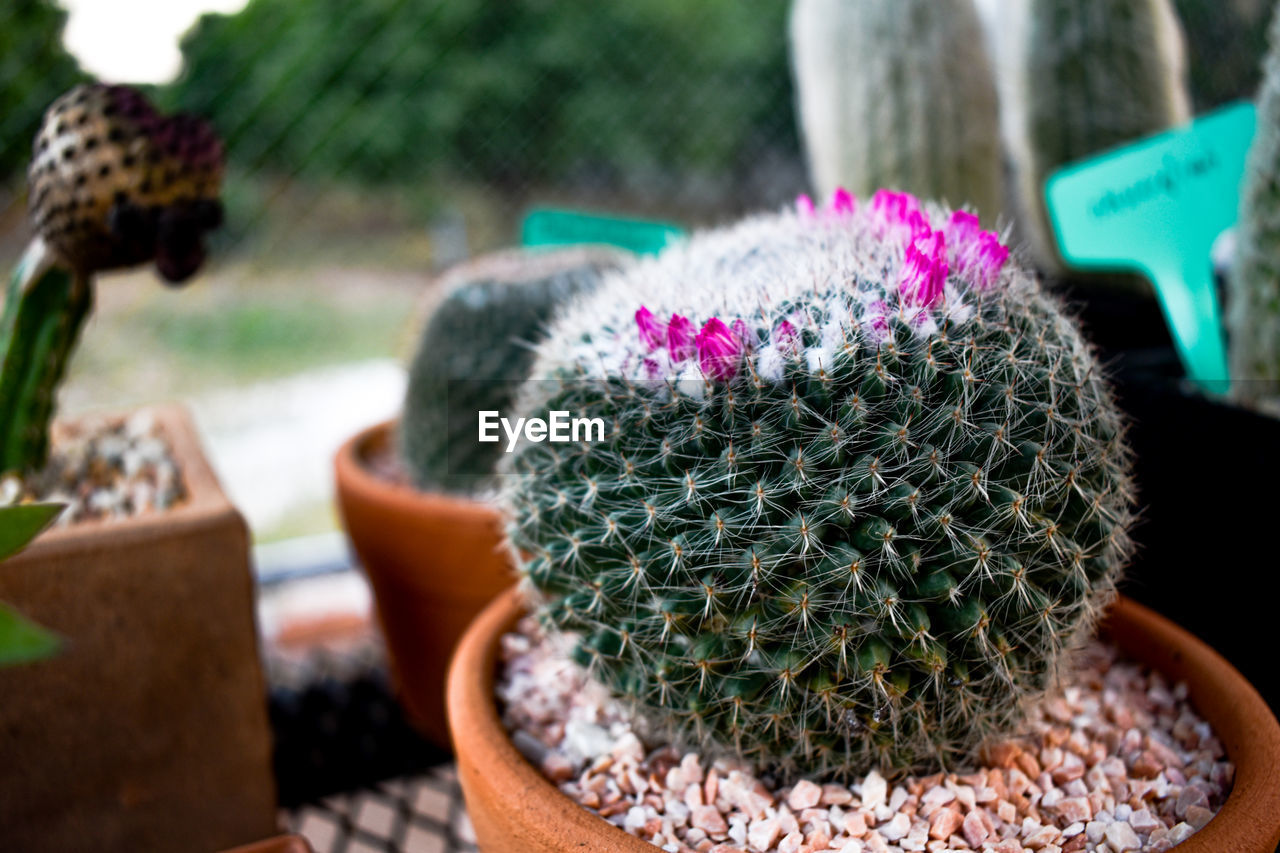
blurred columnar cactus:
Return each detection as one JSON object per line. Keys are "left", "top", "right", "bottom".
{"left": 400, "top": 248, "right": 627, "bottom": 492}
{"left": 1229, "top": 5, "right": 1280, "bottom": 405}
{"left": 789, "top": 0, "right": 1006, "bottom": 228}
{"left": 999, "top": 0, "right": 1191, "bottom": 272}
{"left": 0, "top": 83, "right": 223, "bottom": 475}
{"left": 503, "top": 189, "right": 1135, "bottom": 778}
{"left": 1173, "top": 0, "right": 1271, "bottom": 111}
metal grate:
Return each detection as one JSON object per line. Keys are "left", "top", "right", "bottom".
{"left": 283, "top": 768, "right": 478, "bottom": 853}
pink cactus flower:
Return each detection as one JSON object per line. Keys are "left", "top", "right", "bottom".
{"left": 731, "top": 318, "right": 756, "bottom": 352}
{"left": 635, "top": 306, "right": 667, "bottom": 350}
{"left": 772, "top": 318, "right": 801, "bottom": 353}
{"left": 696, "top": 317, "right": 743, "bottom": 381}
{"left": 869, "top": 189, "right": 938, "bottom": 249}
{"left": 898, "top": 230, "right": 948, "bottom": 308}
{"left": 796, "top": 194, "right": 816, "bottom": 217}
{"left": 667, "top": 314, "right": 697, "bottom": 361}
{"left": 864, "top": 299, "right": 891, "bottom": 341}
{"left": 944, "top": 210, "right": 1009, "bottom": 290}
{"left": 945, "top": 210, "right": 982, "bottom": 246}
{"left": 970, "top": 232, "right": 1009, "bottom": 289}
{"left": 869, "top": 189, "right": 922, "bottom": 239}
{"left": 830, "top": 187, "right": 856, "bottom": 215}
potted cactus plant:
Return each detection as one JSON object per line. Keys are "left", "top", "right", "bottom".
{"left": 334, "top": 245, "right": 627, "bottom": 747}
{"left": 446, "top": 189, "right": 1280, "bottom": 850}
{"left": 0, "top": 84, "right": 276, "bottom": 851}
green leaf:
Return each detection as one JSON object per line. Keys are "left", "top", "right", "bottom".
{"left": 0, "top": 601, "right": 61, "bottom": 668}
{"left": 0, "top": 502, "right": 64, "bottom": 561}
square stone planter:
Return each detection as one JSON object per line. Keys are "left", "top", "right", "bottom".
{"left": 0, "top": 404, "right": 277, "bottom": 851}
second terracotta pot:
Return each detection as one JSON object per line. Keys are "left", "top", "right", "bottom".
{"left": 334, "top": 419, "right": 513, "bottom": 747}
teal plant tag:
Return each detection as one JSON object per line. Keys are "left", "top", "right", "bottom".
{"left": 1045, "top": 102, "right": 1256, "bottom": 390}
{"left": 521, "top": 208, "right": 684, "bottom": 256}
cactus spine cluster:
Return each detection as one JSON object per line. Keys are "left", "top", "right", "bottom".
{"left": 999, "top": 0, "right": 1191, "bottom": 273}
{"left": 1228, "top": 5, "right": 1280, "bottom": 406}
{"left": 400, "top": 248, "right": 626, "bottom": 492}
{"left": 503, "top": 190, "right": 1135, "bottom": 778}
{"left": 0, "top": 84, "right": 223, "bottom": 475}
{"left": 789, "top": 0, "right": 1006, "bottom": 228}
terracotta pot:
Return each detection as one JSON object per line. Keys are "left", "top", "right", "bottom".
{"left": 334, "top": 419, "right": 513, "bottom": 747}
{"left": 0, "top": 404, "right": 277, "bottom": 851}
{"left": 221, "top": 836, "right": 314, "bottom": 853}
{"left": 449, "top": 588, "right": 1280, "bottom": 853}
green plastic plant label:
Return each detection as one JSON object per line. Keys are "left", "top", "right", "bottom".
{"left": 521, "top": 208, "right": 684, "bottom": 256}
{"left": 1045, "top": 102, "right": 1256, "bottom": 389}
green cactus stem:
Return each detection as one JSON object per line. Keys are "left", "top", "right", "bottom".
{"left": 1229, "top": 4, "right": 1280, "bottom": 405}
{"left": 0, "top": 243, "right": 91, "bottom": 474}
{"left": 789, "top": 0, "right": 1006, "bottom": 226}
{"left": 503, "top": 189, "right": 1135, "bottom": 780}
{"left": 1000, "top": 0, "right": 1191, "bottom": 274}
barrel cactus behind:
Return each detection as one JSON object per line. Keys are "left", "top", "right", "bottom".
{"left": 789, "top": 0, "right": 1006, "bottom": 228}
{"left": 999, "top": 0, "right": 1191, "bottom": 272}
{"left": 503, "top": 190, "right": 1135, "bottom": 779}
{"left": 1229, "top": 4, "right": 1280, "bottom": 406}
{"left": 400, "top": 248, "right": 627, "bottom": 492}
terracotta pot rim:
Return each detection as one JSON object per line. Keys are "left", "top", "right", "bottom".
{"left": 334, "top": 419, "right": 501, "bottom": 522}
{"left": 220, "top": 834, "right": 314, "bottom": 853}
{"left": 13, "top": 402, "right": 245, "bottom": 559}
{"left": 448, "top": 588, "right": 1280, "bottom": 853}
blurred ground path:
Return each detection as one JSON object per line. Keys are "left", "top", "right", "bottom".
{"left": 187, "top": 358, "right": 405, "bottom": 541}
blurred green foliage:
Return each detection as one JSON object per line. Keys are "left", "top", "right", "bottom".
{"left": 166, "top": 0, "right": 796, "bottom": 187}
{"left": 0, "top": 0, "right": 84, "bottom": 180}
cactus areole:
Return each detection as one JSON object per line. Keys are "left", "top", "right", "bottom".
{"left": 503, "top": 190, "right": 1135, "bottom": 779}
{"left": 0, "top": 84, "right": 223, "bottom": 475}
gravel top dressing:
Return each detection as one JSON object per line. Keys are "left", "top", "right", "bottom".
{"left": 498, "top": 619, "right": 1232, "bottom": 853}
{"left": 1, "top": 409, "right": 185, "bottom": 524}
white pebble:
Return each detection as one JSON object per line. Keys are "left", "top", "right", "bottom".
{"left": 1105, "top": 820, "right": 1141, "bottom": 851}
{"left": 860, "top": 770, "right": 888, "bottom": 810}
{"left": 748, "top": 815, "right": 781, "bottom": 851}
{"left": 777, "top": 830, "right": 804, "bottom": 853}
{"left": 1128, "top": 807, "right": 1162, "bottom": 833}
{"left": 788, "top": 779, "right": 822, "bottom": 810}
{"left": 879, "top": 813, "right": 911, "bottom": 841}
{"left": 624, "top": 806, "right": 647, "bottom": 832}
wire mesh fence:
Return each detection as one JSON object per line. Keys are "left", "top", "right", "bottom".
{"left": 1, "top": 0, "right": 806, "bottom": 273}
{"left": 1, "top": 0, "right": 1274, "bottom": 544}
{"left": 5, "top": 0, "right": 1276, "bottom": 270}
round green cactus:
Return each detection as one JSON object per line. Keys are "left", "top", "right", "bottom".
{"left": 400, "top": 248, "right": 626, "bottom": 492}
{"left": 503, "top": 190, "right": 1135, "bottom": 778}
